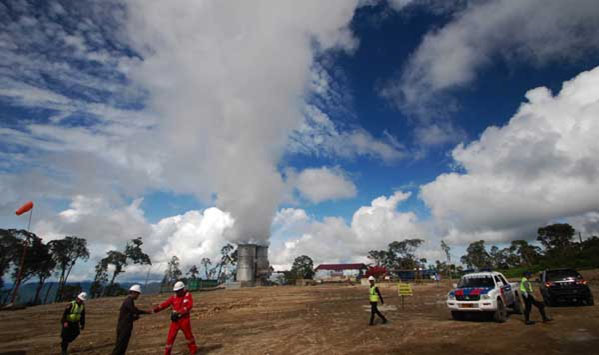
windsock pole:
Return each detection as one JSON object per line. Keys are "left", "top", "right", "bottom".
{"left": 11, "top": 202, "right": 34, "bottom": 304}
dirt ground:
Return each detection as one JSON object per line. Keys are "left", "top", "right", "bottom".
{"left": 1, "top": 274, "right": 598, "bottom": 355}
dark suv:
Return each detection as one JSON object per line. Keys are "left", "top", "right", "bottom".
{"left": 539, "top": 268, "right": 594, "bottom": 306}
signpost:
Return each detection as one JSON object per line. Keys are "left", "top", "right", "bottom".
{"left": 397, "top": 282, "right": 413, "bottom": 308}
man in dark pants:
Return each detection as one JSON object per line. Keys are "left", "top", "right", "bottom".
{"left": 520, "top": 271, "right": 552, "bottom": 325}
{"left": 111, "top": 285, "right": 151, "bottom": 355}
{"left": 60, "top": 292, "right": 87, "bottom": 355}
{"left": 368, "top": 276, "right": 387, "bottom": 325}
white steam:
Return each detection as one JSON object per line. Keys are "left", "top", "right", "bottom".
{"left": 123, "top": 1, "right": 361, "bottom": 243}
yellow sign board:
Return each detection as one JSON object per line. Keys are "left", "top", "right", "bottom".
{"left": 398, "top": 282, "right": 413, "bottom": 296}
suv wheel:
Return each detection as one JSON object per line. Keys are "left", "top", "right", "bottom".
{"left": 493, "top": 299, "right": 507, "bottom": 323}
{"left": 587, "top": 295, "right": 594, "bottom": 306}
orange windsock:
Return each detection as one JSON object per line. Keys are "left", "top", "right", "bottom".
{"left": 15, "top": 201, "right": 34, "bottom": 216}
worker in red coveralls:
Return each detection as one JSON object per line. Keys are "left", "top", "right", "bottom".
{"left": 153, "top": 281, "right": 197, "bottom": 354}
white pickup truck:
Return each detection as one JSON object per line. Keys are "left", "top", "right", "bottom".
{"left": 446, "top": 271, "right": 522, "bottom": 322}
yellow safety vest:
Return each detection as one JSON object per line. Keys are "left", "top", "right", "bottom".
{"left": 67, "top": 301, "right": 84, "bottom": 322}
{"left": 520, "top": 277, "right": 533, "bottom": 294}
{"left": 369, "top": 285, "right": 379, "bottom": 302}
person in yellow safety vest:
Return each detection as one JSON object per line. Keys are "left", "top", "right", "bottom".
{"left": 368, "top": 276, "right": 387, "bottom": 325}
{"left": 520, "top": 271, "right": 552, "bottom": 325}
{"left": 60, "top": 292, "right": 87, "bottom": 355}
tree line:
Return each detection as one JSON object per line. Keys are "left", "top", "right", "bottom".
{"left": 1, "top": 229, "right": 90, "bottom": 304}
{"left": 1, "top": 228, "right": 244, "bottom": 304}
{"left": 159, "top": 243, "right": 238, "bottom": 291}
{"left": 458, "top": 223, "right": 599, "bottom": 276}
{"left": 288, "top": 223, "right": 599, "bottom": 282}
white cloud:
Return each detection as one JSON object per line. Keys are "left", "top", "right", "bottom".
{"left": 270, "top": 191, "right": 431, "bottom": 269}
{"left": 291, "top": 166, "right": 357, "bottom": 204}
{"left": 382, "top": 0, "right": 599, "bottom": 145}
{"left": 387, "top": 0, "right": 416, "bottom": 11}
{"left": 567, "top": 212, "right": 599, "bottom": 239}
{"left": 420, "top": 66, "right": 599, "bottom": 244}
{"left": 33, "top": 195, "right": 235, "bottom": 282}
{"left": 290, "top": 104, "right": 406, "bottom": 162}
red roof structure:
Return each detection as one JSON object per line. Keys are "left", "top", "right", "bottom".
{"left": 315, "top": 263, "right": 367, "bottom": 271}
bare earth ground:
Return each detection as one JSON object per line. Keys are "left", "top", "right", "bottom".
{"left": 1, "top": 271, "right": 598, "bottom": 355}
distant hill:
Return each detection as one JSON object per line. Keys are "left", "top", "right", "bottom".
{"left": 1, "top": 281, "right": 164, "bottom": 305}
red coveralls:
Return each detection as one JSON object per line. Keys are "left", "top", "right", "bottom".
{"left": 154, "top": 291, "right": 197, "bottom": 354}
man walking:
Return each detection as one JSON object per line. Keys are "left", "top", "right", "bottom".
{"left": 521, "top": 271, "right": 552, "bottom": 325}
{"left": 153, "top": 281, "right": 198, "bottom": 354}
{"left": 60, "top": 292, "right": 87, "bottom": 355}
{"left": 111, "top": 285, "right": 151, "bottom": 355}
{"left": 368, "top": 276, "right": 387, "bottom": 325}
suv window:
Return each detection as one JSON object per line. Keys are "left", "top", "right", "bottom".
{"left": 498, "top": 275, "right": 508, "bottom": 285}
{"left": 546, "top": 269, "right": 582, "bottom": 282}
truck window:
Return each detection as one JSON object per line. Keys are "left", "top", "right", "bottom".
{"left": 494, "top": 276, "right": 503, "bottom": 286}
{"left": 458, "top": 276, "right": 495, "bottom": 288}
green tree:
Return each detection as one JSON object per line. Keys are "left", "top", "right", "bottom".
{"left": 0, "top": 229, "right": 21, "bottom": 290}
{"left": 215, "top": 243, "right": 235, "bottom": 281}
{"left": 95, "top": 237, "right": 151, "bottom": 297}
{"left": 201, "top": 258, "right": 212, "bottom": 279}
{"left": 164, "top": 256, "right": 182, "bottom": 286}
{"left": 102, "top": 250, "right": 128, "bottom": 296}
{"left": 125, "top": 237, "right": 152, "bottom": 266}
{"left": 31, "top": 241, "right": 56, "bottom": 305}
{"left": 4, "top": 230, "right": 51, "bottom": 303}
{"left": 291, "top": 255, "right": 314, "bottom": 279}
{"left": 441, "top": 240, "right": 451, "bottom": 263}
{"left": 537, "top": 223, "right": 575, "bottom": 252}
{"left": 460, "top": 240, "right": 492, "bottom": 269}
{"left": 509, "top": 240, "right": 541, "bottom": 266}
{"left": 387, "top": 239, "right": 424, "bottom": 269}
{"left": 187, "top": 265, "right": 200, "bottom": 280}
{"left": 49, "top": 236, "right": 89, "bottom": 302}
{"left": 367, "top": 250, "right": 387, "bottom": 267}
{"left": 90, "top": 261, "right": 108, "bottom": 298}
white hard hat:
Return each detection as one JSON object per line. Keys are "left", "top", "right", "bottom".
{"left": 173, "top": 281, "right": 185, "bottom": 291}
{"left": 129, "top": 284, "right": 142, "bottom": 294}
{"left": 77, "top": 292, "right": 87, "bottom": 301}
{"left": 368, "top": 276, "right": 375, "bottom": 281}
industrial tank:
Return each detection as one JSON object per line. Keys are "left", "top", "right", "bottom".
{"left": 255, "top": 245, "right": 270, "bottom": 276}
{"left": 236, "top": 244, "right": 256, "bottom": 282}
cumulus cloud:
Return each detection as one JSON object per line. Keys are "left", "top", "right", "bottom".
{"left": 383, "top": 0, "right": 599, "bottom": 145}
{"left": 269, "top": 191, "right": 433, "bottom": 269}
{"left": 290, "top": 166, "right": 357, "bottom": 204}
{"left": 34, "top": 195, "right": 234, "bottom": 282}
{"left": 420, "top": 66, "right": 599, "bottom": 244}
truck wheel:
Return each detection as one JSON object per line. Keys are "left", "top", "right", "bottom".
{"left": 451, "top": 311, "right": 464, "bottom": 321}
{"left": 512, "top": 294, "right": 523, "bottom": 314}
{"left": 493, "top": 299, "right": 507, "bottom": 323}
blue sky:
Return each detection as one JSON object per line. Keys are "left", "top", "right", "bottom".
{"left": 1, "top": 0, "right": 598, "bottom": 281}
